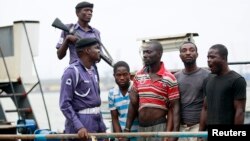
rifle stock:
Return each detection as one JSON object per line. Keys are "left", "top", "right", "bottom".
{"left": 52, "top": 18, "right": 70, "bottom": 33}
{"left": 52, "top": 18, "right": 114, "bottom": 67}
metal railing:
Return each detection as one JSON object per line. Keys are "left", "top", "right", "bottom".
{"left": 0, "top": 132, "right": 208, "bottom": 140}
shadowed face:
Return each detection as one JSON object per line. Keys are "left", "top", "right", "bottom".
{"left": 114, "top": 66, "right": 130, "bottom": 88}
{"left": 86, "top": 43, "right": 101, "bottom": 62}
{"left": 207, "top": 48, "right": 224, "bottom": 74}
{"left": 142, "top": 44, "right": 160, "bottom": 66}
{"left": 179, "top": 43, "right": 198, "bottom": 66}
{"left": 77, "top": 7, "right": 93, "bottom": 22}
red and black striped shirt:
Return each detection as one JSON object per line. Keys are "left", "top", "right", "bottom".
{"left": 132, "top": 62, "right": 179, "bottom": 111}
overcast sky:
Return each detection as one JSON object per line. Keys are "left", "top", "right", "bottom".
{"left": 1, "top": 0, "right": 250, "bottom": 79}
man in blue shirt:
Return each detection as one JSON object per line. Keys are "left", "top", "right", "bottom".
{"left": 109, "top": 61, "right": 139, "bottom": 141}
{"left": 56, "top": 1, "right": 101, "bottom": 64}
{"left": 60, "top": 38, "right": 106, "bottom": 141}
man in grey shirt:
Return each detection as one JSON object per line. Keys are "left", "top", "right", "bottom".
{"left": 173, "top": 41, "right": 210, "bottom": 141}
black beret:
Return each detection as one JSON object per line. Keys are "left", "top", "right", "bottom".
{"left": 75, "top": 1, "right": 94, "bottom": 9}
{"left": 75, "top": 38, "right": 99, "bottom": 49}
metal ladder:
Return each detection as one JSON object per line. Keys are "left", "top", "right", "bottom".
{"left": 0, "top": 47, "right": 39, "bottom": 136}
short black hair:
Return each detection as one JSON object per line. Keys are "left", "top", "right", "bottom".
{"left": 179, "top": 41, "right": 198, "bottom": 52}
{"left": 144, "top": 40, "right": 163, "bottom": 53}
{"left": 113, "top": 61, "right": 130, "bottom": 74}
{"left": 210, "top": 44, "right": 228, "bottom": 60}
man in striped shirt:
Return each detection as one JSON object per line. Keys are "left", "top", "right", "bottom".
{"left": 109, "top": 61, "right": 139, "bottom": 141}
{"left": 125, "top": 41, "right": 180, "bottom": 141}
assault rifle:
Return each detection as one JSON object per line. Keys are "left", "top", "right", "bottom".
{"left": 52, "top": 18, "right": 114, "bottom": 67}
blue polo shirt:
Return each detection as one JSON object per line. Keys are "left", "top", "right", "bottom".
{"left": 108, "top": 84, "right": 139, "bottom": 132}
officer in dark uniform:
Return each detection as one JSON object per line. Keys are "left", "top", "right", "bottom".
{"left": 59, "top": 38, "right": 106, "bottom": 141}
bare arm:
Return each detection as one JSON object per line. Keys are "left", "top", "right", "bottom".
{"left": 234, "top": 99, "right": 246, "bottom": 124}
{"left": 199, "top": 96, "right": 207, "bottom": 131}
{"left": 197, "top": 97, "right": 207, "bottom": 141}
{"left": 168, "top": 99, "right": 180, "bottom": 141}
{"left": 164, "top": 108, "right": 173, "bottom": 141}
{"left": 172, "top": 99, "right": 180, "bottom": 131}
{"left": 110, "top": 110, "right": 122, "bottom": 132}
{"left": 57, "top": 35, "right": 78, "bottom": 59}
{"left": 77, "top": 128, "right": 88, "bottom": 141}
{"left": 233, "top": 77, "right": 247, "bottom": 124}
{"left": 125, "top": 89, "right": 139, "bottom": 131}
{"left": 166, "top": 107, "right": 173, "bottom": 132}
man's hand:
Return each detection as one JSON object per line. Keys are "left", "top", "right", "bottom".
{"left": 118, "top": 137, "right": 129, "bottom": 141}
{"left": 168, "top": 137, "right": 178, "bottom": 141}
{"left": 103, "top": 138, "right": 109, "bottom": 141}
{"left": 163, "top": 137, "right": 169, "bottom": 141}
{"left": 197, "top": 137, "right": 205, "bottom": 141}
{"left": 65, "top": 35, "right": 78, "bottom": 44}
{"left": 119, "top": 128, "right": 130, "bottom": 141}
{"left": 77, "top": 128, "right": 88, "bottom": 141}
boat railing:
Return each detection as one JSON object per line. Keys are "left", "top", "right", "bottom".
{"left": 0, "top": 131, "right": 208, "bottom": 140}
